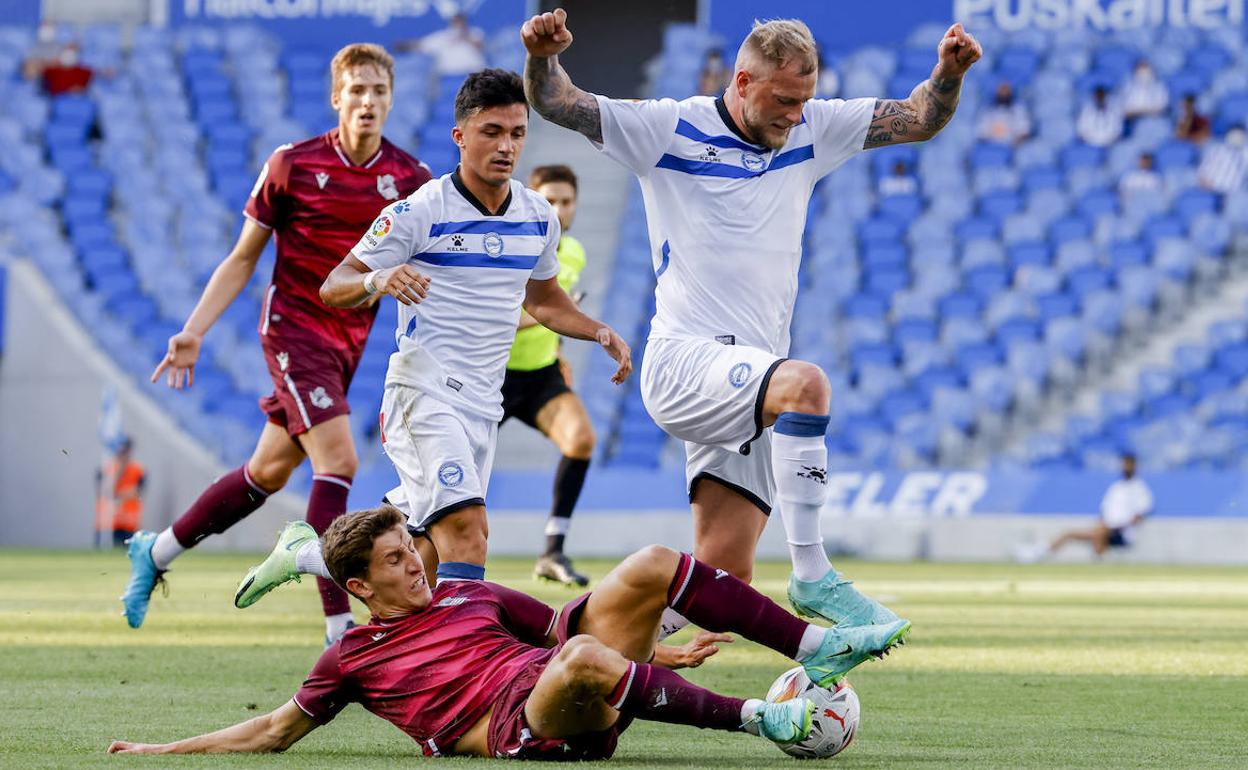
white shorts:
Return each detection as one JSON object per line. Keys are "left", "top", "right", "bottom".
{"left": 380, "top": 384, "right": 497, "bottom": 529}
{"left": 640, "top": 337, "right": 785, "bottom": 513}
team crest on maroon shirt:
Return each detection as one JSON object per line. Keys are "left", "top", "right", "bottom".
{"left": 309, "top": 386, "right": 334, "bottom": 409}
{"left": 377, "top": 174, "right": 399, "bottom": 200}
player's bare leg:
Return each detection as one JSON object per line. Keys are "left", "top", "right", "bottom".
{"left": 650, "top": 480, "right": 766, "bottom": 639}
{"left": 426, "top": 504, "right": 489, "bottom": 579}
{"left": 123, "top": 422, "right": 303, "bottom": 628}
{"left": 534, "top": 391, "right": 595, "bottom": 586}
{"left": 523, "top": 543, "right": 907, "bottom": 746}
{"left": 297, "top": 414, "right": 360, "bottom": 642}
{"left": 1050, "top": 524, "right": 1111, "bottom": 557}
{"left": 762, "top": 360, "right": 908, "bottom": 634}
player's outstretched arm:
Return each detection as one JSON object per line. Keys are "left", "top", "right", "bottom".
{"left": 863, "top": 23, "right": 982, "bottom": 149}
{"left": 151, "top": 220, "right": 271, "bottom": 389}
{"left": 524, "top": 277, "right": 631, "bottom": 384}
{"left": 521, "top": 9, "right": 603, "bottom": 143}
{"left": 320, "top": 255, "right": 430, "bottom": 308}
{"left": 107, "top": 699, "right": 318, "bottom": 755}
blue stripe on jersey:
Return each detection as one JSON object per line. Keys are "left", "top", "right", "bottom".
{"left": 656, "top": 240, "right": 671, "bottom": 277}
{"left": 655, "top": 145, "right": 815, "bottom": 178}
{"left": 674, "top": 119, "right": 766, "bottom": 152}
{"left": 404, "top": 316, "right": 417, "bottom": 337}
{"left": 428, "top": 220, "right": 549, "bottom": 237}
{"left": 414, "top": 252, "right": 540, "bottom": 270}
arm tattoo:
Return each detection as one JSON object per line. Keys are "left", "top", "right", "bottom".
{"left": 524, "top": 54, "right": 602, "bottom": 143}
{"left": 864, "top": 75, "right": 962, "bottom": 149}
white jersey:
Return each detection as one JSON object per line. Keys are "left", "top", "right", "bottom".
{"left": 593, "top": 93, "right": 874, "bottom": 354}
{"left": 352, "top": 171, "right": 560, "bottom": 421}
{"left": 1100, "top": 477, "right": 1153, "bottom": 530}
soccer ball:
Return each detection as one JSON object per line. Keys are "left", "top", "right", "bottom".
{"left": 764, "top": 666, "right": 860, "bottom": 759}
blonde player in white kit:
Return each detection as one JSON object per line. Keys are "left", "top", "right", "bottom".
{"left": 523, "top": 10, "right": 980, "bottom": 647}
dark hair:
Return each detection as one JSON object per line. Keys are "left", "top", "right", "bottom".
{"left": 529, "top": 164, "right": 578, "bottom": 192}
{"left": 454, "top": 68, "right": 527, "bottom": 125}
{"left": 322, "top": 505, "right": 406, "bottom": 591}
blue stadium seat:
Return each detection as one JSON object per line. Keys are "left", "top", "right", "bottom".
{"left": 1008, "top": 241, "right": 1051, "bottom": 270}
{"left": 939, "top": 292, "right": 983, "bottom": 320}
{"left": 1153, "top": 141, "right": 1198, "bottom": 172}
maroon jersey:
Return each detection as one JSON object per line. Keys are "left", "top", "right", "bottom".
{"left": 294, "top": 580, "right": 558, "bottom": 756}
{"left": 245, "top": 129, "right": 432, "bottom": 352}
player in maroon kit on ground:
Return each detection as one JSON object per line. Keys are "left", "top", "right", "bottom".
{"left": 108, "top": 506, "right": 905, "bottom": 759}
{"left": 120, "top": 43, "right": 433, "bottom": 643}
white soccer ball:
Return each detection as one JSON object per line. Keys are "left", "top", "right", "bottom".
{"left": 764, "top": 666, "right": 860, "bottom": 759}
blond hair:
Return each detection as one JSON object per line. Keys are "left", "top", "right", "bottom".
{"left": 329, "top": 43, "right": 394, "bottom": 97}
{"left": 736, "top": 19, "right": 818, "bottom": 77}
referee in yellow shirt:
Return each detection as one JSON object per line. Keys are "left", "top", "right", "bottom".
{"left": 503, "top": 165, "right": 595, "bottom": 586}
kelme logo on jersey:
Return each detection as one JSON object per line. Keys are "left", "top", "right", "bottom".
{"left": 482, "top": 232, "right": 504, "bottom": 257}
{"left": 698, "top": 145, "right": 720, "bottom": 163}
{"left": 437, "top": 462, "right": 464, "bottom": 488}
{"left": 728, "top": 362, "right": 752, "bottom": 388}
{"left": 741, "top": 152, "right": 766, "bottom": 172}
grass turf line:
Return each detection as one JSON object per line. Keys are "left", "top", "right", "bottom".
{"left": 1, "top": 551, "right": 1244, "bottom": 768}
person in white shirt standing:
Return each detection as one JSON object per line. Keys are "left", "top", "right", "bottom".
{"left": 1048, "top": 453, "right": 1153, "bottom": 557}
{"left": 520, "top": 8, "right": 980, "bottom": 666}
{"left": 1077, "top": 86, "right": 1124, "bottom": 147}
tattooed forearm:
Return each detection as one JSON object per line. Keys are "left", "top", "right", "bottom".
{"left": 524, "top": 54, "right": 602, "bottom": 143}
{"left": 864, "top": 75, "right": 962, "bottom": 149}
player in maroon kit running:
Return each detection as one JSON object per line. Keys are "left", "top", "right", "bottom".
{"left": 108, "top": 506, "right": 906, "bottom": 759}
{"left": 120, "top": 43, "right": 433, "bottom": 643}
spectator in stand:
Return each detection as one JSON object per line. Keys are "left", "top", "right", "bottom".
{"left": 698, "top": 49, "right": 730, "bottom": 96}
{"left": 976, "top": 81, "right": 1031, "bottom": 144}
{"left": 1197, "top": 126, "right": 1248, "bottom": 193}
{"left": 1119, "top": 152, "right": 1162, "bottom": 197}
{"left": 1076, "top": 85, "right": 1123, "bottom": 147}
{"left": 22, "top": 22, "right": 93, "bottom": 96}
{"left": 401, "top": 13, "right": 486, "bottom": 76}
{"left": 879, "top": 159, "right": 918, "bottom": 197}
{"left": 1175, "top": 93, "right": 1212, "bottom": 144}
{"left": 1121, "top": 59, "right": 1168, "bottom": 122}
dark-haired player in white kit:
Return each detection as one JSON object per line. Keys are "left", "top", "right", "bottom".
{"left": 522, "top": 9, "right": 981, "bottom": 644}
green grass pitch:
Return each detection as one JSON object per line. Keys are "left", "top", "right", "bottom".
{"left": 1, "top": 549, "right": 1245, "bottom": 768}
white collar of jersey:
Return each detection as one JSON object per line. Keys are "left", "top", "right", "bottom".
{"left": 331, "top": 130, "right": 385, "bottom": 169}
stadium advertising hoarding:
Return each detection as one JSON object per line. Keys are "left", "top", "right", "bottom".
{"left": 709, "top": 0, "right": 1244, "bottom": 51}
{"left": 168, "top": 0, "right": 523, "bottom": 46}
{"left": 490, "top": 468, "right": 1248, "bottom": 518}
{"left": 821, "top": 470, "right": 1248, "bottom": 518}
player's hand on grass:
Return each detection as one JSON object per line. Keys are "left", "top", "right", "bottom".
{"left": 375, "top": 265, "right": 430, "bottom": 306}
{"left": 934, "top": 23, "right": 982, "bottom": 79}
{"left": 595, "top": 326, "right": 632, "bottom": 384}
{"left": 521, "top": 8, "right": 573, "bottom": 58}
{"left": 666, "top": 631, "right": 733, "bottom": 669}
{"left": 151, "top": 330, "right": 202, "bottom": 389}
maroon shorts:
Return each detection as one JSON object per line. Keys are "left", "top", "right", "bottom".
{"left": 486, "top": 594, "right": 633, "bottom": 761}
{"left": 258, "top": 333, "right": 360, "bottom": 437}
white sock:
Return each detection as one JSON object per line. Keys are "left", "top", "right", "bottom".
{"left": 658, "top": 608, "right": 690, "bottom": 641}
{"left": 151, "top": 528, "right": 185, "bottom": 570}
{"left": 295, "top": 540, "right": 331, "bottom": 579}
{"left": 772, "top": 414, "right": 834, "bottom": 582}
{"left": 795, "top": 624, "right": 827, "bottom": 662}
{"left": 325, "top": 612, "right": 354, "bottom": 643}
{"left": 739, "top": 699, "right": 766, "bottom": 733}
{"left": 544, "top": 516, "right": 572, "bottom": 536}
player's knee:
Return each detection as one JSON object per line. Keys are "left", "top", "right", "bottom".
{"left": 770, "top": 361, "right": 831, "bottom": 415}
{"left": 558, "top": 635, "right": 622, "bottom": 691}
{"left": 246, "top": 457, "right": 293, "bottom": 493}
{"left": 563, "top": 422, "right": 595, "bottom": 459}
{"left": 432, "top": 508, "right": 489, "bottom": 560}
{"left": 311, "top": 446, "right": 358, "bottom": 478}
